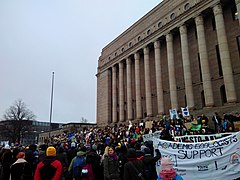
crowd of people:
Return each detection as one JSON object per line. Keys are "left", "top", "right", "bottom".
{"left": 0, "top": 111, "right": 239, "bottom": 180}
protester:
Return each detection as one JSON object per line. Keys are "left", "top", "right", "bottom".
{"left": 9, "top": 152, "right": 32, "bottom": 180}
{"left": 67, "top": 142, "right": 79, "bottom": 168}
{"left": 1, "top": 144, "right": 13, "bottom": 180}
{"left": 116, "top": 144, "right": 128, "bottom": 180}
{"left": 103, "top": 146, "right": 120, "bottom": 180}
{"left": 85, "top": 146, "right": 103, "bottom": 180}
{"left": 212, "top": 112, "right": 222, "bottom": 133}
{"left": 38, "top": 144, "right": 47, "bottom": 162}
{"left": 68, "top": 150, "right": 86, "bottom": 180}
{"left": 123, "top": 148, "right": 145, "bottom": 180}
{"left": 34, "top": 146, "right": 62, "bottom": 180}
{"left": 141, "top": 147, "right": 161, "bottom": 180}
{"left": 25, "top": 144, "right": 38, "bottom": 175}
{"left": 56, "top": 146, "right": 68, "bottom": 180}
{"left": 157, "top": 157, "right": 183, "bottom": 180}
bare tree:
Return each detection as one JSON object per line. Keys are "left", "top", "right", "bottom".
{"left": 1, "top": 99, "right": 36, "bottom": 144}
{"left": 80, "top": 117, "right": 88, "bottom": 123}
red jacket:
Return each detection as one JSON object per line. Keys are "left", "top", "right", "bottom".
{"left": 34, "top": 157, "right": 62, "bottom": 180}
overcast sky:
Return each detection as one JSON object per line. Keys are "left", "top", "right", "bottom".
{"left": 0, "top": 0, "right": 161, "bottom": 123}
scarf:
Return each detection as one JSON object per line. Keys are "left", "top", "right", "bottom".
{"left": 160, "top": 169, "right": 177, "bottom": 180}
{"left": 109, "top": 153, "right": 117, "bottom": 161}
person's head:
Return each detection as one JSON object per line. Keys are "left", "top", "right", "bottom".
{"left": 16, "top": 152, "right": 25, "bottom": 159}
{"left": 104, "top": 146, "right": 109, "bottom": 156}
{"left": 143, "top": 147, "right": 151, "bottom": 155}
{"left": 46, "top": 146, "right": 56, "bottom": 157}
{"left": 108, "top": 146, "right": 115, "bottom": 155}
{"left": 127, "top": 148, "right": 136, "bottom": 159}
{"left": 39, "top": 144, "right": 48, "bottom": 152}
{"left": 77, "top": 151, "right": 86, "bottom": 157}
{"left": 160, "top": 157, "right": 176, "bottom": 180}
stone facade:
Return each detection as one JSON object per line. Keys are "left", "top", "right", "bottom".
{"left": 96, "top": 0, "right": 240, "bottom": 127}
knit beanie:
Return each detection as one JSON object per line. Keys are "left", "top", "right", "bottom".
{"left": 77, "top": 151, "right": 86, "bottom": 156}
{"left": 16, "top": 152, "right": 25, "bottom": 159}
{"left": 46, "top": 146, "right": 56, "bottom": 156}
{"left": 160, "top": 157, "right": 176, "bottom": 180}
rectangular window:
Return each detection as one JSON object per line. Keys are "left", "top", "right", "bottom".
{"left": 231, "top": 7, "right": 238, "bottom": 20}
{"left": 212, "top": 17, "right": 216, "bottom": 31}
{"left": 216, "top": 45, "right": 223, "bottom": 76}
{"left": 195, "top": 26, "right": 197, "bottom": 39}
{"left": 237, "top": 35, "right": 240, "bottom": 55}
{"left": 198, "top": 53, "right": 203, "bottom": 82}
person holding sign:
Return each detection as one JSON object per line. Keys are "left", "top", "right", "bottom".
{"left": 212, "top": 112, "right": 222, "bottom": 133}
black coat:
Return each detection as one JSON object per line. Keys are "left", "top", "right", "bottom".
{"left": 103, "top": 155, "right": 120, "bottom": 180}
{"left": 10, "top": 159, "right": 33, "bottom": 180}
{"left": 86, "top": 151, "right": 103, "bottom": 180}
{"left": 142, "top": 152, "right": 161, "bottom": 180}
{"left": 124, "top": 159, "right": 145, "bottom": 180}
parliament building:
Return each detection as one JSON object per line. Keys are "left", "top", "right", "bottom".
{"left": 96, "top": 0, "right": 240, "bottom": 126}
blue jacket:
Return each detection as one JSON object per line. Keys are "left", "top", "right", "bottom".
{"left": 157, "top": 175, "right": 183, "bottom": 180}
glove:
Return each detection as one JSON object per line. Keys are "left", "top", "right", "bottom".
{"left": 155, "top": 149, "right": 160, "bottom": 153}
{"left": 155, "top": 149, "right": 161, "bottom": 156}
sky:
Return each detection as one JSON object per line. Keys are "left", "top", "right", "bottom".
{"left": 0, "top": 0, "right": 162, "bottom": 124}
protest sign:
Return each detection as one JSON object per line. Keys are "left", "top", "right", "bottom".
{"left": 169, "top": 108, "right": 179, "bottom": 119}
{"left": 144, "top": 132, "right": 240, "bottom": 180}
{"left": 174, "top": 133, "right": 234, "bottom": 143}
{"left": 181, "top": 106, "right": 190, "bottom": 117}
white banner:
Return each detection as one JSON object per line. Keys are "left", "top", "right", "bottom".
{"left": 145, "top": 132, "right": 240, "bottom": 180}
{"left": 174, "top": 133, "right": 234, "bottom": 143}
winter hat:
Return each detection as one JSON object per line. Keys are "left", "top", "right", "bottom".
{"left": 160, "top": 157, "right": 176, "bottom": 180}
{"left": 46, "top": 146, "right": 56, "bottom": 156}
{"left": 16, "top": 152, "right": 25, "bottom": 159}
{"left": 77, "top": 151, "right": 86, "bottom": 156}
{"left": 127, "top": 148, "right": 136, "bottom": 159}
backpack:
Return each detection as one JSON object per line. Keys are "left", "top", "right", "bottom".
{"left": 73, "top": 156, "right": 85, "bottom": 178}
{"left": 39, "top": 160, "right": 57, "bottom": 180}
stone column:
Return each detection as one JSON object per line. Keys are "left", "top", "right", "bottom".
{"left": 195, "top": 15, "right": 214, "bottom": 106}
{"left": 236, "top": 0, "right": 240, "bottom": 25}
{"left": 112, "top": 66, "right": 117, "bottom": 123}
{"left": 154, "top": 40, "right": 164, "bottom": 114}
{"left": 179, "top": 25, "right": 195, "bottom": 109}
{"left": 213, "top": 4, "right": 237, "bottom": 103}
{"left": 126, "top": 57, "right": 133, "bottom": 120}
{"left": 134, "top": 52, "right": 142, "bottom": 119}
{"left": 119, "top": 61, "right": 125, "bottom": 122}
{"left": 144, "top": 46, "right": 153, "bottom": 117}
{"left": 166, "top": 33, "right": 178, "bottom": 109}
